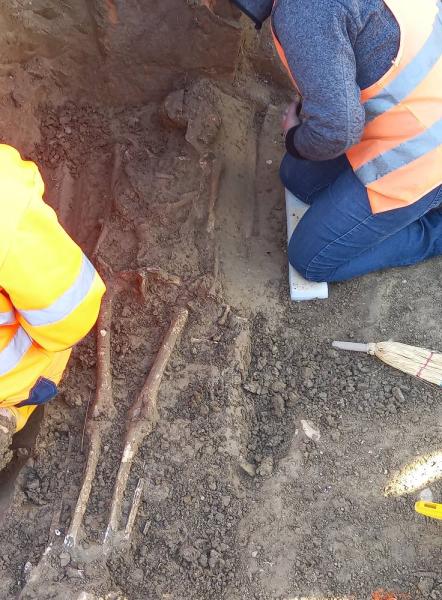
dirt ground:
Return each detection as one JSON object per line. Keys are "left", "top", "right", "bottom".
{"left": 0, "top": 2, "right": 442, "bottom": 600}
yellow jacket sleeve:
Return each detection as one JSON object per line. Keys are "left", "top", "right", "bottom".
{"left": 0, "top": 145, "right": 106, "bottom": 352}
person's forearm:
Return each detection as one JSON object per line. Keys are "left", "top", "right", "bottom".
{"left": 274, "top": 0, "right": 365, "bottom": 161}
{"left": 288, "top": 113, "right": 365, "bottom": 161}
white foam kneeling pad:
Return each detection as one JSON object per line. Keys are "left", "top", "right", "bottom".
{"left": 285, "top": 188, "right": 329, "bottom": 302}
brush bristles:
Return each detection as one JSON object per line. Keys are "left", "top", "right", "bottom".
{"left": 374, "top": 342, "right": 442, "bottom": 386}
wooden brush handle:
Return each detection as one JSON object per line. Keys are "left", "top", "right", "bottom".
{"left": 332, "top": 341, "right": 370, "bottom": 353}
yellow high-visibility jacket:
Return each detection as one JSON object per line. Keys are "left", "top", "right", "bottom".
{"left": 0, "top": 145, "right": 105, "bottom": 429}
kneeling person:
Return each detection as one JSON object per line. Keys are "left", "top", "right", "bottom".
{"left": 0, "top": 145, "right": 105, "bottom": 469}
{"left": 232, "top": 0, "right": 442, "bottom": 282}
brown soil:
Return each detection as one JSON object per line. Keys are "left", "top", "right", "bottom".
{"left": 0, "top": 2, "right": 442, "bottom": 600}
{"left": 0, "top": 414, "right": 14, "bottom": 472}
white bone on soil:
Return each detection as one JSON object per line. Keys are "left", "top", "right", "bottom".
{"left": 65, "top": 268, "right": 146, "bottom": 548}
{"left": 104, "top": 307, "right": 189, "bottom": 546}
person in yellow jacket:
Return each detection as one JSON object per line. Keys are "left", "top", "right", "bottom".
{"left": 0, "top": 144, "right": 105, "bottom": 470}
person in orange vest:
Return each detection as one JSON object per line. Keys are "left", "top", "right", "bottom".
{"left": 231, "top": 0, "right": 442, "bottom": 281}
{"left": 0, "top": 144, "right": 105, "bottom": 470}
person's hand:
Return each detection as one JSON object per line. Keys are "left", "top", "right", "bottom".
{"left": 282, "top": 100, "right": 301, "bottom": 134}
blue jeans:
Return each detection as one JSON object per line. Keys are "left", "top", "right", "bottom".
{"left": 280, "top": 153, "right": 442, "bottom": 282}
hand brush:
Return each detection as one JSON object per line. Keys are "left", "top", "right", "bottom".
{"left": 332, "top": 340, "right": 442, "bottom": 387}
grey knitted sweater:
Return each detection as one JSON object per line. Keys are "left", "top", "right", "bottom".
{"left": 232, "top": 0, "right": 400, "bottom": 160}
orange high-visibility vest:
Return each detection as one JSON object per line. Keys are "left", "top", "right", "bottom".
{"left": 0, "top": 144, "right": 105, "bottom": 424}
{"left": 272, "top": 0, "right": 442, "bottom": 213}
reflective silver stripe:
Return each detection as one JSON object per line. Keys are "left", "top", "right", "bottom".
{"left": 0, "top": 327, "right": 32, "bottom": 376}
{"left": 364, "top": 3, "right": 442, "bottom": 123}
{"left": 0, "top": 311, "right": 15, "bottom": 326}
{"left": 356, "top": 117, "right": 442, "bottom": 185}
{"left": 20, "top": 254, "right": 96, "bottom": 327}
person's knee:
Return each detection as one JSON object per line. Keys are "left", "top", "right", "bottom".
{"left": 288, "top": 232, "right": 333, "bottom": 282}
{"left": 288, "top": 232, "right": 311, "bottom": 278}
{"left": 279, "top": 153, "right": 307, "bottom": 197}
{"left": 279, "top": 153, "right": 293, "bottom": 189}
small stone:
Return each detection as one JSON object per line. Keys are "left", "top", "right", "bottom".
{"left": 59, "top": 552, "right": 71, "bottom": 567}
{"left": 392, "top": 386, "right": 405, "bottom": 403}
{"left": 199, "top": 553, "right": 208, "bottom": 568}
{"left": 199, "top": 404, "right": 209, "bottom": 416}
{"left": 286, "top": 391, "right": 299, "bottom": 407}
{"left": 221, "top": 495, "right": 231, "bottom": 507}
{"left": 73, "top": 394, "right": 83, "bottom": 407}
{"left": 26, "top": 478, "right": 40, "bottom": 491}
{"left": 251, "top": 551, "right": 258, "bottom": 558}
{"left": 272, "top": 394, "right": 285, "bottom": 416}
{"left": 132, "top": 568, "right": 144, "bottom": 583}
{"left": 143, "top": 520, "right": 151, "bottom": 535}
{"left": 257, "top": 456, "right": 274, "bottom": 477}
{"left": 271, "top": 380, "right": 286, "bottom": 393}
{"left": 180, "top": 545, "right": 200, "bottom": 563}
{"left": 209, "top": 549, "right": 219, "bottom": 568}
{"left": 163, "top": 89, "right": 188, "bottom": 128}
{"left": 239, "top": 459, "right": 256, "bottom": 477}
{"left": 301, "top": 419, "right": 320, "bottom": 442}
{"left": 23, "top": 561, "right": 33, "bottom": 582}
{"left": 16, "top": 448, "right": 30, "bottom": 458}
{"left": 331, "top": 430, "right": 341, "bottom": 442}
{"left": 419, "top": 488, "right": 433, "bottom": 502}
{"left": 66, "top": 567, "right": 85, "bottom": 579}
{"left": 243, "top": 382, "right": 260, "bottom": 395}
{"left": 121, "top": 306, "right": 131, "bottom": 318}
{"left": 302, "top": 366, "right": 314, "bottom": 379}
{"left": 418, "top": 577, "right": 435, "bottom": 596}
